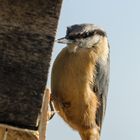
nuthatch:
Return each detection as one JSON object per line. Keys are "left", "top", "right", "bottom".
{"left": 51, "top": 24, "right": 110, "bottom": 140}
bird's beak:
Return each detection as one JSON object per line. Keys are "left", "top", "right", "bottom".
{"left": 55, "top": 37, "right": 73, "bottom": 44}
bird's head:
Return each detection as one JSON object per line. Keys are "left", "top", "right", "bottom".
{"left": 56, "top": 24, "right": 108, "bottom": 52}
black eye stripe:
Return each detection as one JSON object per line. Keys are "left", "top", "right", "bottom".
{"left": 67, "top": 32, "right": 94, "bottom": 40}
{"left": 66, "top": 29, "right": 106, "bottom": 40}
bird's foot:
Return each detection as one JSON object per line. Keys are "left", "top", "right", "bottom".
{"left": 45, "top": 88, "right": 58, "bottom": 120}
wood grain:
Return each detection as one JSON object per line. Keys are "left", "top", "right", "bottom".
{"left": 0, "top": 0, "right": 63, "bottom": 130}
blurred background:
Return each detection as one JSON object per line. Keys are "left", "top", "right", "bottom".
{"left": 47, "top": 0, "right": 140, "bottom": 140}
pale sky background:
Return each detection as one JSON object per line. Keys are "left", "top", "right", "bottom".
{"left": 47, "top": 0, "right": 140, "bottom": 140}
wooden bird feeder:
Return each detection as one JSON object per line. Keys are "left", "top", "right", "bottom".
{"left": 0, "top": 0, "right": 63, "bottom": 139}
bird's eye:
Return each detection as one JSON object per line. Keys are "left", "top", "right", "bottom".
{"left": 81, "top": 32, "right": 94, "bottom": 38}
{"left": 83, "top": 32, "right": 89, "bottom": 38}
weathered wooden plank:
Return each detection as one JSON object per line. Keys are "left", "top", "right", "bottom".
{"left": 0, "top": 0, "right": 63, "bottom": 130}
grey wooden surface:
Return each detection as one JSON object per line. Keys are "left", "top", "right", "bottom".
{"left": 0, "top": 0, "right": 63, "bottom": 130}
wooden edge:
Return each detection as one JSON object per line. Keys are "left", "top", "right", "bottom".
{"left": 0, "top": 124, "right": 37, "bottom": 133}
{"left": 39, "top": 88, "right": 51, "bottom": 140}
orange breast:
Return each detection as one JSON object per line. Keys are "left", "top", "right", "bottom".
{"left": 51, "top": 47, "right": 98, "bottom": 130}
{"left": 51, "top": 47, "right": 97, "bottom": 103}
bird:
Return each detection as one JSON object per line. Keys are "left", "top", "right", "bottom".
{"left": 51, "top": 23, "right": 110, "bottom": 140}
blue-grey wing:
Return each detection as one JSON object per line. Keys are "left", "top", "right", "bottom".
{"left": 94, "top": 53, "right": 110, "bottom": 130}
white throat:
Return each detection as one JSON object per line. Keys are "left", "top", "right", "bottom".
{"left": 67, "top": 45, "right": 78, "bottom": 53}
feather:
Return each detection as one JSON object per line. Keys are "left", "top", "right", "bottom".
{"left": 94, "top": 50, "right": 110, "bottom": 131}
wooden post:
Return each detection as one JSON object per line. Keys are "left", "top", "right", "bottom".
{"left": 39, "top": 88, "right": 50, "bottom": 140}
